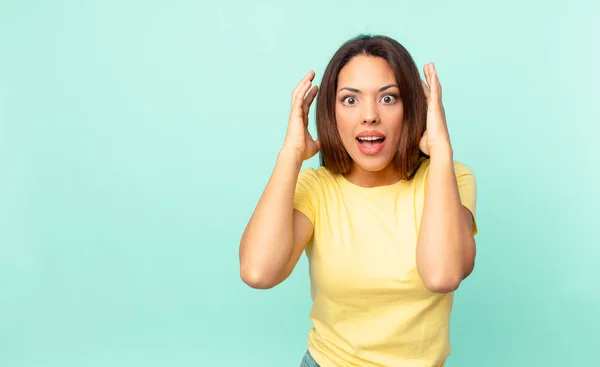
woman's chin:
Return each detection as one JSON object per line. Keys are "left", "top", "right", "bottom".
{"left": 349, "top": 154, "right": 395, "bottom": 173}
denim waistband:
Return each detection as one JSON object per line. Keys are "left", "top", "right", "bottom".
{"left": 300, "top": 350, "right": 320, "bottom": 367}
{"left": 300, "top": 349, "right": 448, "bottom": 366}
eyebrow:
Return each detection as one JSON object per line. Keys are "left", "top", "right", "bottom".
{"left": 337, "top": 84, "right": 399, "bottom": 93}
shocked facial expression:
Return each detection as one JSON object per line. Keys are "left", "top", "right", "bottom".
{"left": 335, "top": 54, "right": 404, "bottom": 174}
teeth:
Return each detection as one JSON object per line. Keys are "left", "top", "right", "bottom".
{"left": 358, "top": 137, "right": 383, "bottom": 141}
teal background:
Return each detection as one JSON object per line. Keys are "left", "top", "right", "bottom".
{"left": 1, "top": 0, "right": 598, "bottom": 366}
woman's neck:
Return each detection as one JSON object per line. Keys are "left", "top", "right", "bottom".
{"left": 344, "top": 163, "right": 400, "bottom": 188}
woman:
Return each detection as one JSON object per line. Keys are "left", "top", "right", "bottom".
{"left": 239, "top": 34, "right": 478, "bottom": 367}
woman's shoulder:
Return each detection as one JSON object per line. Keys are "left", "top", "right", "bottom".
{"left": 297, "top": 166, "right": 339, "bottom": 194}
{"left": 299, "top": 165, "right": 336, "bottom": 181}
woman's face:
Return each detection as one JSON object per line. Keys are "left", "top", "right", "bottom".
{"left": 335, "top": 55, "right": 404, "bottom": 174}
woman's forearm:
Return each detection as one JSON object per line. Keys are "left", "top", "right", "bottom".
{"left": 416, "top": 148, "right": 476, "bottom": 293}
{"left": 239, "top": 146, "right": 303, "bottom": 288}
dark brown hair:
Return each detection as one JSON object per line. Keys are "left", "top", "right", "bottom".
{"left": 315, "top": 34, "right": 427, "bottom": 181}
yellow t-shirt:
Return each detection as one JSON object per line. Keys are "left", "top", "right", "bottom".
{"left": 293, "top": 158, "right": 477, "bottom": 367}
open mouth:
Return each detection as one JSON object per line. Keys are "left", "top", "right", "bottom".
{"left": 355, "top": 132, "right": 386, "bottom": 155}
{"left": 356, "top": 136, "right": 386, "bottom": 147}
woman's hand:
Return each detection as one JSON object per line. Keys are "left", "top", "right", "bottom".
{"left": 283, "top": 70, "right": 320, "bottom": 161}
{"left": 419, "top": 63, "right": 452, "bottom": 157}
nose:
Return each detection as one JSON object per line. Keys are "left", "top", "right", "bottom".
{"left": 362, "top": 100, "right": 379, "bottom": 125}
{"left": 363, "top": 115, "right": 379, "bottom": 124}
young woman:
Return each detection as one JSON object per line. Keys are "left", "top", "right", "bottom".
{"left": 239, "top": 34, "right": 478, "bottom": 367}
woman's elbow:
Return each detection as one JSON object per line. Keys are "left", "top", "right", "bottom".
{"left": 422, "top": 273, "right": 462, "bottom": 294}
{"left": 240, "top": 266, "right": 278, "bottom": 289}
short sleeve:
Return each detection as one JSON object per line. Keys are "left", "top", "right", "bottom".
{"left": 293, "top": 168, "right": 320, "bottom": 226}
{"left": 454, "top": 161, "right": 478, "bottom": 235}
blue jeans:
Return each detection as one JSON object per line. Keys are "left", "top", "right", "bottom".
{"left": 300, "top": 350, "right": 320, "bottom": 367}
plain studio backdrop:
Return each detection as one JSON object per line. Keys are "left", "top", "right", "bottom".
{"left": 1, "top": 1, "right": 598, "bottom": 366}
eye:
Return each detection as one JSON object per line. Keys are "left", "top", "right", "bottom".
{"left": 381, "top": 94, "right": 398, "bottom": 104}
{"left": 342, "top": 96, "right": 357, "bottom": 106}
